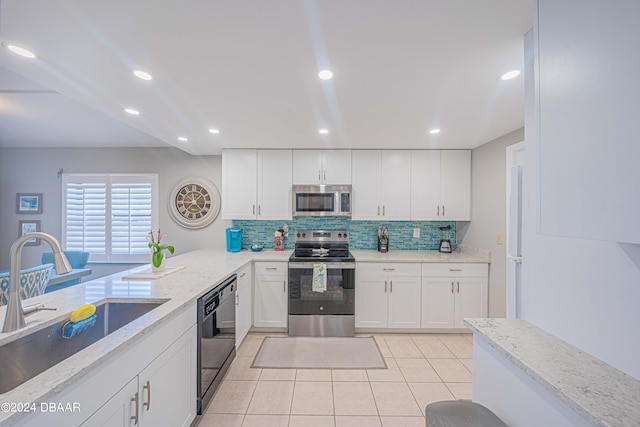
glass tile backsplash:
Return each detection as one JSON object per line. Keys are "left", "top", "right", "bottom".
{"left": 232, "top": 217, "right": 456, "bottom": 250}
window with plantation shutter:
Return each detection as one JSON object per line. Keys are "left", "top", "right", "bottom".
{"left": 62, "top": 174, "right": 158, "bottom": 263}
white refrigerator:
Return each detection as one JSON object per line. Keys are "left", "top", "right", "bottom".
{"left": 507, "top": 165, "right": 523, "bottom": 318}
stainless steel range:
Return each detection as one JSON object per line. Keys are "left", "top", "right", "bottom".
{"left": 288, "top": 230, "right": 355, "bottom": 337}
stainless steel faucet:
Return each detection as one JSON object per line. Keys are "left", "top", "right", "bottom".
{"left": 2, "top": 232, "right": 72, "bottom": 332}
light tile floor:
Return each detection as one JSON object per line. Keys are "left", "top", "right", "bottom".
{"left": 199, "top": 332, "right": 473, "bottom": 427}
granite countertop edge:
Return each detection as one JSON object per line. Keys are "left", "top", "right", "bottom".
{"left": 465, "top": 318, "right": 640, "bottom": 427}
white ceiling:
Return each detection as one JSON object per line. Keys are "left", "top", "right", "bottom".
{"left": 0, "top": 1, "right": 533, "bottom": 155}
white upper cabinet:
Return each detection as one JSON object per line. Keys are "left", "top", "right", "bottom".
{"left": 222, "top": 149, "right": 258, "bottom": 219}
{"left": 411, "top": 150, "right": 470, "bottom": 220}
{"left": 292, "top": 150, "right": 351, "bottom": 185}
{"left": 222, "top": 149, "right": 292, "bottom": 220}
{"left": 352, "top": 150, "right": 411, "bottom": 220}
{"left": 536, "top": 0, "right": 640, "bottom": 244}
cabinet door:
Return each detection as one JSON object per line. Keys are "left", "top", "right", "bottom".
{"left": 257, "top": 150, "right": 292, "bottom": 220}
{"left": 323, "top": 150, "right": 352, "bottom": 184}
{"left": 254, "top": 275, "right": 288, "bottom": 328}
{"left": 421, "top": 277, "right": 455, "bottom": 328}
{"left": 355, "top": 277, "right": 388, "bottom": 328}
{"left": 352, "top": 150, "right": 381, "bottom": 220}
{"left": 440, "top": 150, "right": 470, "bottom": 220}
{"left": 236, "top": 265, "right": 253, "bottom": 347}
{"left": 387, "top": 276, "right": 421, "bottom": 328}
{"left": 292, "top": 150, "right": 322, "bottom": 185}
{"left": 80, "top": 377, "right": 138, "bottom": 427}
{"left": 139, "top": 325, "right": 197, "bottom": 427}
{"left": 454, "top": 277, "right": 487, "bottom": 328}
{"left": 222, "top": 149, "right": 257, "bottom": 219}
{"left": 411, "top": 150, "right": 441, "bottom": 220}
{"left": 380, "top": 150, "right": 412, "bottom": 220}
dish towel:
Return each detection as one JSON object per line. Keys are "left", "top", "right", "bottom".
{"left": 312, "top": 263, "right": 327, "bottom": 293}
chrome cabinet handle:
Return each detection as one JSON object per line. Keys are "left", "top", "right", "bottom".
{"left": 449, "top": 268, "right": 462, "bottom": 272}
{"left": 377, "top": 205, "right": 380, "bottom": 215}
{"left": 236, "top": 293, "right": 240, "bottom": 306}
{"left": 390, "top": 281, "right": 393, "bottom": 292}
{"left": 382, "top": 205, "right": 385, "bottom": 216}
{"left": 384, "top": 281, "right": 387, "bottom": 292}
{"left": 383, "top": 268, "right": 395, "bottom": 271}
{"left": 266, "top": 267, "right": 278, "bottom": 270}
{"left": 451, "top": 282, "right": 454, "bottom": 294}
{"left": 324, "top": 170, "right": 326, "bottom": 181}
{"left": 318, "top": 170, "right": 321, "bottom": 181}
{"left": 258, "top": 204, "right": 261, "bottom": 215}
{"left": 143, "top": 380, "right": 151, "bottom": 410}
{"left": 253, "top": 204, "right": 256, "bottom": 215}
{"left": 283, "top": 280, "right": 286, "bottom": 292}
{"left": 457, "top": 281, "right": 460, "bottom": 293}
{"left": 131, "top": 392, "right": 139, "bottom": 425}
{"left": 443, "top": 205, "right": 445, "bottom": 216}
{"left": 240, "top": 272, "right": 246, "bottom": 278}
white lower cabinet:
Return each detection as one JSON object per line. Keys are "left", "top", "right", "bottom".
{"left": 81, "top": 324, "right": 196, "bottom": 427}
{"left": 236, "top": 264, "right": 253, "bottom": 347}
{"left": 253, "top": 262, "right": 288, "bottom": 329}
{"left": 421, "top": 263, "right": 488, "bottom": 329}
{"left": 355, "top": 263, "right": 421, "bottom": 328}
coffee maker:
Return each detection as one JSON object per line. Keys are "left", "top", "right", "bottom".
{"left": 378, "top": 227, "right": 389, "bottom": 253}
{"left": 439, "top": 225, "right": 452, "bottom": 253}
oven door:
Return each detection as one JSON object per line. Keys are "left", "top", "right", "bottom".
{"left": 288, "top": 262, "right": 355, "bottom": 315}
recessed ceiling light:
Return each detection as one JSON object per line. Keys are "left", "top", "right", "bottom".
{"left": 133, "top": 70, "right": 153, "bottom": 81}
{"left": 318, "top": 129, "right": 329, "bottom": 134}
{"left": 318, "top": 70, "right": 333, "bottom": 80}
{"left": 124, "top": 108, "right": 140, "bottom": 115}
{"left": 500, "top": 70, "right": 521, "bottom": 80}
{"left": 209, "top": 129, "right": 220, "bottom": 134}
{"left": 429, "top": 129, "right": 441, "bottom": 134}
{"left": 5, "top": 44, "right": 37, "bottom": 59}
{"left": 178, "top": 137, "right": 188, "bottom": 142}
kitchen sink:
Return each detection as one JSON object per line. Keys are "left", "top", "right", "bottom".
{"left": 0, "top": 299, "right": 166, "bottom": 393}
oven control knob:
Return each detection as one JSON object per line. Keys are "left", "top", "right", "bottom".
{"left": 338, "top": 233, "right": 342, "bottom": 238}
{"left": 302, "top": 232, "right": 306, "bottom": 237}
{"left": 343, "top": 232, "right": 348, "bottom": 238}
{"left": 296, "top": 232, "right": 301, "bottom": 238}
{"left": 320, "top": 306, "right": 324, "bottom": 311}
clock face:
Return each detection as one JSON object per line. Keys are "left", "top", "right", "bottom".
{"left": 168, "top": 178, "right": 220, "bottom": 229}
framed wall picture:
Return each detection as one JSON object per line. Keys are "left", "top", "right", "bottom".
{"left": 19, "top": 220, "right": 41, "bottom": 246}
{"left": 16, "top": 193, "right": 43, "bottom": 214}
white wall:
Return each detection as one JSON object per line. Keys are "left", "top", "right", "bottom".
{"left": 459, "top": 128, "right": 524, "bottom": 318}
{"left": 520, "top": 28, "right": 640, "bottom": 380}
{"left": 0, "top": 147, "right": 231, "bottom": 275}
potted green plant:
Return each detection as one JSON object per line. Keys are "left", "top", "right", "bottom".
{"left": 148, "top": 228, "right": 175, "bottom": 272}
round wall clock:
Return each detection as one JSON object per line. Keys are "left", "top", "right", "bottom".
{"left": 168, "top": 177, "right": 220, "bottom": 229}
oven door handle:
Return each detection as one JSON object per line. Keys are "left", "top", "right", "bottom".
{"left": 288, "top": 262, "right": 356, "bottom": 269}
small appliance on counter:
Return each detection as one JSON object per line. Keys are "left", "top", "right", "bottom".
{"left": 226, "top": 227, "right": 242, "bottom": 252}
{"left": 377, "top": 226, "right": 389, "bottom": 253}
{"left": 439, "top": 225, "right": 452, "bottom": 253}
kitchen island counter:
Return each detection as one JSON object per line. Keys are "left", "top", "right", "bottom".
{"left": 0, "top": 248, "right": 291, "bottom": 426}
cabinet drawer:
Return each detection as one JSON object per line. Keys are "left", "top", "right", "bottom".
{"left": 255, "top": 262, "right": 288, "bottom": 276}
{"left": 422, "top": 263, "right": 488, "bottom": 277}
{"left": 357, "top": 263, "right": 421, "bottom": 278}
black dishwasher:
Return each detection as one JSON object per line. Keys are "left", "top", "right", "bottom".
{"left": 197, "top": 274, "right": 236, "bottom": 414}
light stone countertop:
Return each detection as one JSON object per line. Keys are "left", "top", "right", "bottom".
{"left": 0, "top": 248, "right": 291, "bottom": 426}
{"left": 465, "top": 318, "right": 640, "bottom": 427}
{"left": 351, "top": 248, "right": 490, "bottom": 263}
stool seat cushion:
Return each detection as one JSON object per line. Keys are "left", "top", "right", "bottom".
{"left": 425, "top": 401, "right": 507, "bottom": 427}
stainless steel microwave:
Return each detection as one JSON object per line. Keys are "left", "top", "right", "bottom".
{"left": 292, "top": 185, "right": 351, "bottom": 217}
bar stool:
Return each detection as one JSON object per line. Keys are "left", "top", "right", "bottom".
{"left": 425, "top": 401, "right": 508, "bottom": 427}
